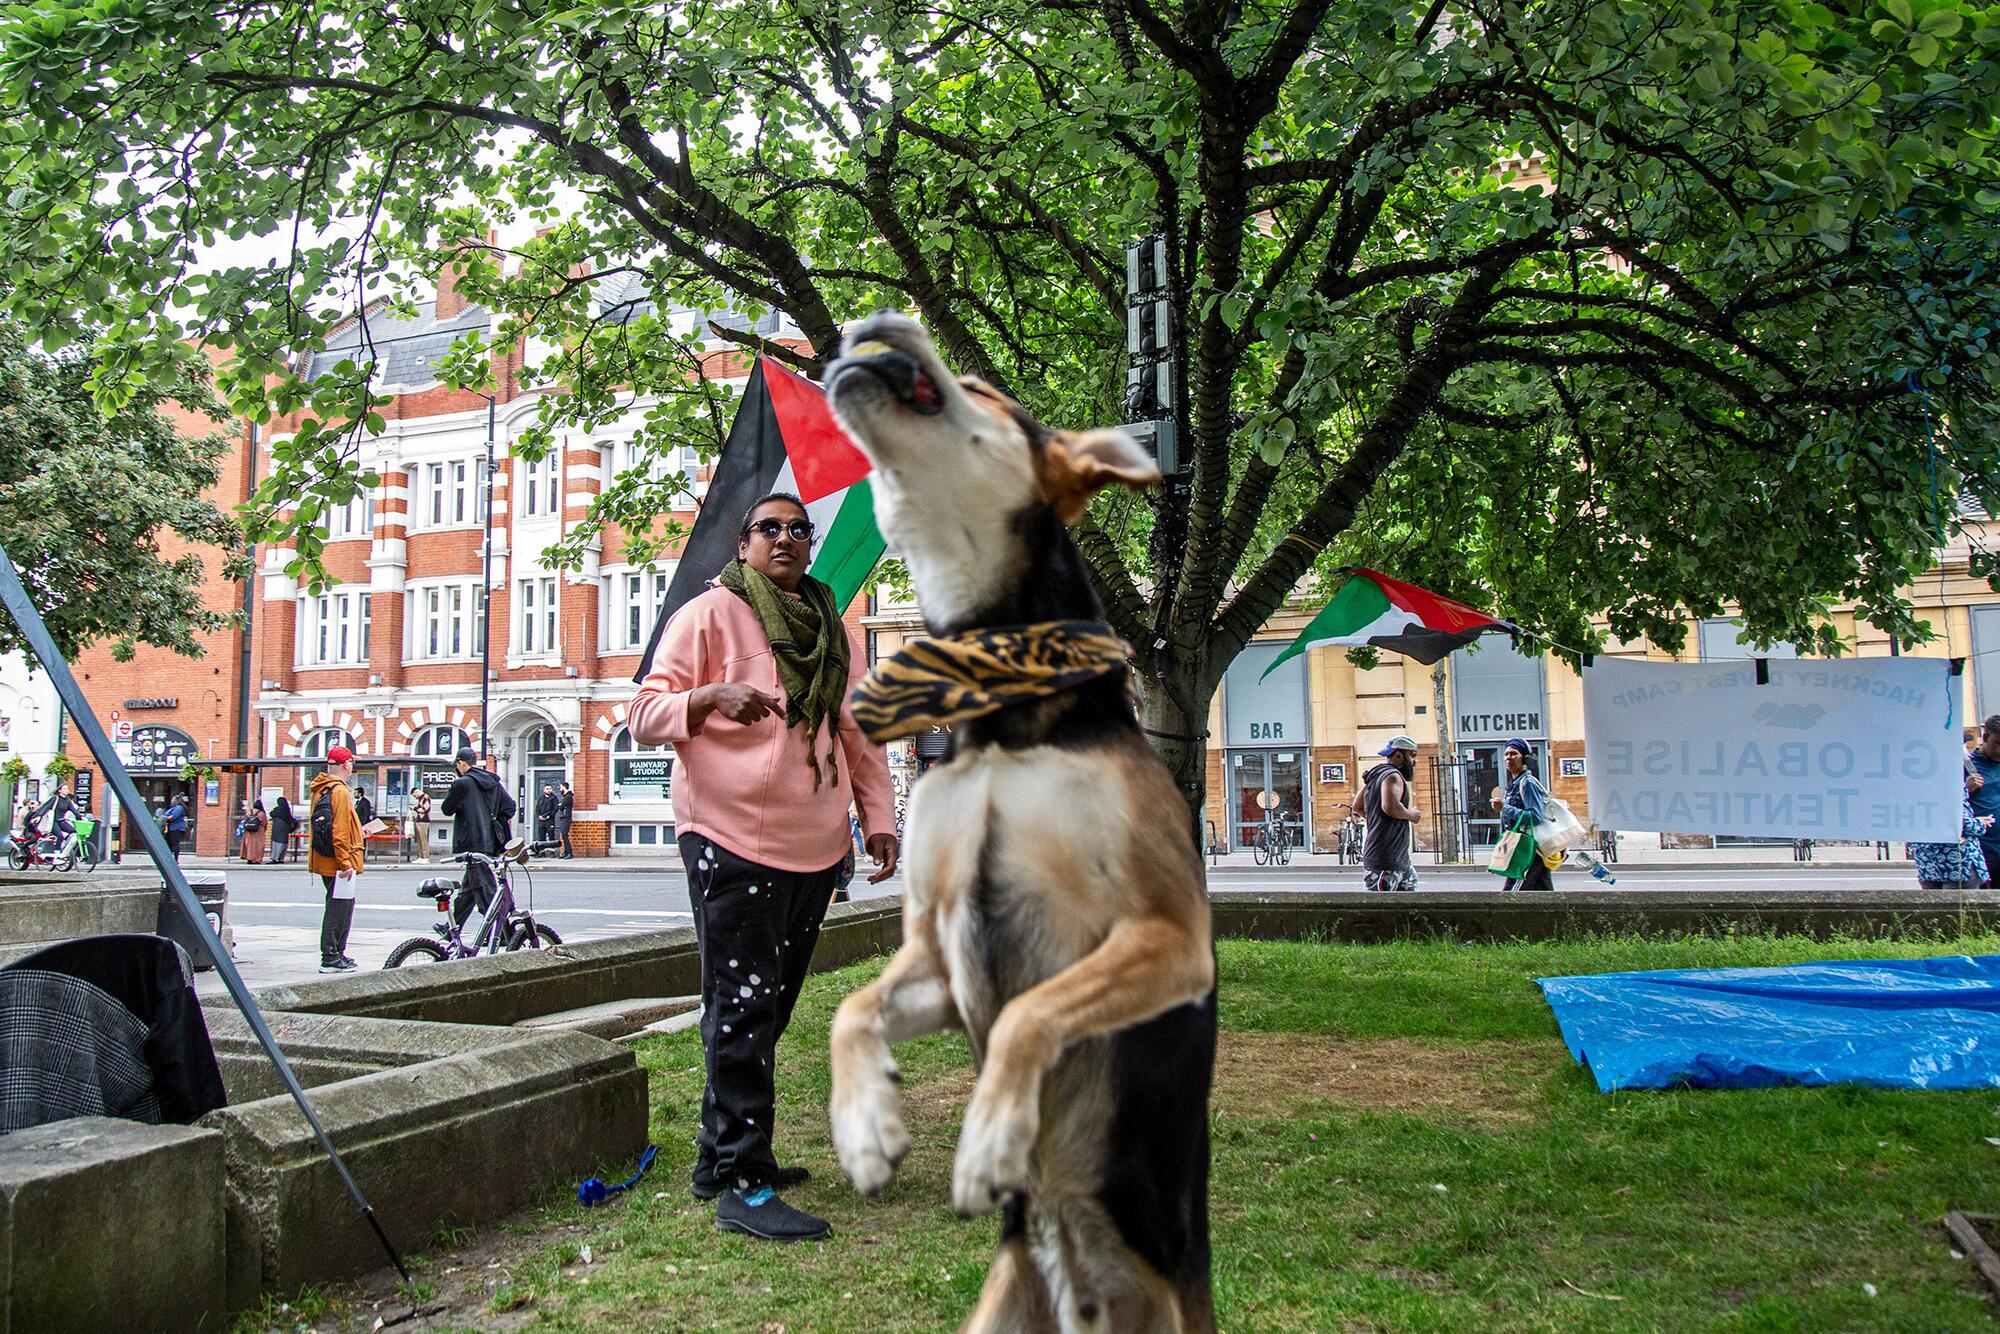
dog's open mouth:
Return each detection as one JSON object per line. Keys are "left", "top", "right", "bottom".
{"left": 837, "top": 339, "right": 944, "bottom": 416}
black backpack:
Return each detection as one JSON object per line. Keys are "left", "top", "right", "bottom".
{"left": 310, "top": 789, "right": 336, "bottom": 858}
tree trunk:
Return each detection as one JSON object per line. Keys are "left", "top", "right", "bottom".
{"left": 1431, "top": 663, "right": 1461, "bottom": 864}
{"left": 1134, "top": 664, "right": 1215, "bottom": 865}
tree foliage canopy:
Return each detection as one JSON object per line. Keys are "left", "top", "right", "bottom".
{"left": 0, "top": 319, "right": 246, "bottom": 659}
{"left": 3, "top": 0, "right": 1997, "bottom": 781}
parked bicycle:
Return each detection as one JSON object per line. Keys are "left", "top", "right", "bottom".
{"left": 1331, "top": 803, "right": 1364, "bottom": 865}
{"left": 6, "top": 814, "right": 99, "bottom": 872}
{"left": 1251, "top": 807, "right": 1293, "bottom": 867}
{"left": 383, "top": 841, "right": 561, "bottom": 967}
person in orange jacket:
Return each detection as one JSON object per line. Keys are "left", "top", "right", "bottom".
{"left": 306, "top": 745, "right": 365, "bottom": 972}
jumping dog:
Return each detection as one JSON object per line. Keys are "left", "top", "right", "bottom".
{"left": 825, "top": 313, "right": 1218, "bottom": 1333}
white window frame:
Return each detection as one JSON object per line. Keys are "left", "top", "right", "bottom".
{"left": 411, "top": 724, "right": 468, "bottom": 760}
{"left": 521, "top": 450, "right": 561, "bottom": 518}
{"left": 406, "top": 579, "right": 485, "bottom": 661}
{"left": 298, "top": 589, "right": 372, "bottom": 667}
{"left": 415, "top": 458, "right": 481, "bottom": 531}
{"left": 516, "top": 575, "right": 559, "bottom": 656}
{"left": 324, "top": 488, "right": 375, "bottom": 541}
{"left": 300, "top": 728, "right": 356, "bottom": 760}
{"left": 612, "top": 439, "right": 682, "bottom": 483}
{"left": 607, "top": 564, "right": 674, "bottom": 653}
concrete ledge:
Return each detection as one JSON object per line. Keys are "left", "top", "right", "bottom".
{"left": 0, "top": 1117, "right": 224, "bottom": 1334}
{"left": 253, "top": 899, "right": 904, "bottom": 1025}
{"left": 203, "top": 1009, "right": 525, "bottom": 1101}
{"left": 0, "top": 872, "right": 160, "bottom": 957}
{"left": 204, "top": 1030, "right": 646, "bottom": 1306}
{"left": 516, "top": 995, "right": 699, "bottom": 1041}
{"left": 1208, "top": 888, "right": 2000, "bottom": 943}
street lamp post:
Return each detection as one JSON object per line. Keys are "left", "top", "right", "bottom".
{"left": 478, "top": 393, "right": 496, "bottom": 761}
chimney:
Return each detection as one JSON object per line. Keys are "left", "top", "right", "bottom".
{"left": 434, "top": 229, "right": 498, "bottom": 321}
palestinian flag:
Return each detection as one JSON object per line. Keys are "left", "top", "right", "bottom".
{"left": 1261, "top": 568, "right": 1512, "bottom": 676}
{"left": 633, "top": 357, "right": 884, "bottom": 681}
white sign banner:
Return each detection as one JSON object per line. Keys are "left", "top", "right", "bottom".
{"left": 1584, "top": 657, "right": 1963, "bottom": 842}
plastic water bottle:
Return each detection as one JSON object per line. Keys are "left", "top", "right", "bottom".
{"left": 1585, "top": 854, "right": 1616, "bottom": 885}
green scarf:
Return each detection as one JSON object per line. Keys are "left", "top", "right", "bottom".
{"left": 718, "top": 559, "right": 850, "bottom": 788}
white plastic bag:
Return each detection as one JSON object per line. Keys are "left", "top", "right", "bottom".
{"left": 1533, "top": 797, "right": 1586, "bottom": 857}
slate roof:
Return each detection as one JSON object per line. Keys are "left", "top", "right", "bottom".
{"left": 304, "top": 300, "right": 492, "bottom": 387}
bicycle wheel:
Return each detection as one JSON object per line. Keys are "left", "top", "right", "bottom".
{"left": 532, "top": 923, "right": 562, "bottom": 949}
{"left": 384, "top": 938, "right": 450, "bottom": 968}
{"left": 1252, "top": 833, "right": 1270, "bottom": 866}
{"left": 77, "top": 843, "right": 99, "bottom": 873}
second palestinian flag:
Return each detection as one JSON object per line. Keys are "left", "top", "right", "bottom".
{"left": 633, "top": 357, "right": 884, "bottom": 681}
{"left": 1262, "top": 568, "right": 1511, "bottom": 676}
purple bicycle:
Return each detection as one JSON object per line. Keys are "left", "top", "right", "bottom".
{"left": 383, "top": 842, "right": 561, "bottom": 967}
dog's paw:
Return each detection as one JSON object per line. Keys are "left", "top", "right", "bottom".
{"left": 951, "top": 1092, "right": 1035, "bottom": 1218}
{"left": 831, "top": 1062, "right": 910, "bottom": 1197}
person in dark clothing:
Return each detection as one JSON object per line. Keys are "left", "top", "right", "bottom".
{"left": 267, "top": 795, "right": 296, "bottom": 863}
{"left": 535, "top": 783, "right": 558, "bottom": 848}
{"left": 1494, "top": 738, "right": 1553, "bottom": 892}
{"left": 1359, "top": 735, "right": 1423, "bottom": 892}
{"left": 441, "top": 745, "right": 516, "bottom": 928}
{"left": 161, "top": 793, "right": 189, "bottom": 861}
{"left": 37, "top": 782, "right": 77, "bottom": 845}
{"left": 557, "top": 780, "right": 575, "bottom": 858}
{"left": 0, "top": 933, "right": 228, "bottom": 1132}
{"left": 354, "top": 790, "right": 375, "bottom": 828}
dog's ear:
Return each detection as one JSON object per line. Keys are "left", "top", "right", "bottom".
{"left": 1039, "top": 428, "right": 1161, "bottom": 523}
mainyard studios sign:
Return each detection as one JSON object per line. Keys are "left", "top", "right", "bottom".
{"left": 1583, "top": 657, "right": 1963, "bottom": 842}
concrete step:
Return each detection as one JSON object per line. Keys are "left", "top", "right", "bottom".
{"left": 513, "top": 995, "right": 699, "bottom": 1042}
{"left": 619, "top": 1005, "right": 704, "bottom": 1043}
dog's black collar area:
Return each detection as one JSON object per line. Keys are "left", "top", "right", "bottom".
{"left": 826, "top": 338, "right": 944, "bottom": 416}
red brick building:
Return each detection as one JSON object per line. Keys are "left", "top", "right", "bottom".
{"left": 69, "top": 353, "right": 261, "bottom": 858}
{"left": 249, "top": 274, "right": 868, "bottom": 856}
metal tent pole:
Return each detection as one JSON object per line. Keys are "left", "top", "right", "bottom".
{"left": 0, "top": 541, "right": 409, "bottom": 1283}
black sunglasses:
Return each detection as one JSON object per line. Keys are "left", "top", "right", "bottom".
{"left": 744, "top": 517, "right": 813, "bottom": 543}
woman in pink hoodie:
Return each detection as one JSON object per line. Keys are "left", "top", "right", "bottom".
{"left": 630, "top": 492, "right": 898, "bottom": 1242}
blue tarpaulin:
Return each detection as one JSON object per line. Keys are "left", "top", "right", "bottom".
{"left": 1537, "top": 955, "right": 2000, "bottom": 1092}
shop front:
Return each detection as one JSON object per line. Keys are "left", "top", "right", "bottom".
{"left": 1220, "top": 643, "right": 1310, "bottom": 852}
{"left": 120, "top": 724, "right": 202, "bottom": 853}
{"left": 1449, "top": 642, "right": 1550, "bottom": 848}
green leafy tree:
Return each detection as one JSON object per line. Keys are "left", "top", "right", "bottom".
{"left": 4, "top": 0, "right": 1997, "bottom": 813}
{"left": 0, "top": 319, "right": 247, "bottom": 660}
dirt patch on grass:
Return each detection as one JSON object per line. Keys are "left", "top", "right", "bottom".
{"left": 894, "top": 1034, "right": 1556, "bottom": 1127}
{"left": 1214, "top": 1033, "right": 1554, "bottom": 1123}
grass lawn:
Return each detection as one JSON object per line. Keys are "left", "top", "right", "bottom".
{"left": 275, "top": 932, "right": 2000, "bottom": 1331}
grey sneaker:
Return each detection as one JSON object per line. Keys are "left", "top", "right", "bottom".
{"left": 715, "top": 1187, "right": 829, "bottom": 1242}
{"left": 318, "top": 957, "right": 359, "bottom": 974}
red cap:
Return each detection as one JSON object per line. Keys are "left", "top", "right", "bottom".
{"left": 326, "top": 745, "right": 354, "bottom": 766}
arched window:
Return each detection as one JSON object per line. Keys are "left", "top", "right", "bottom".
{"left": 300, "top": 728, "right": 356, "bottom": 760}
{"left": 411, "top": 724, "right": 469, "bottom": 759}
{"left": 610, "top": 726, "right": 671, "bottom": 798}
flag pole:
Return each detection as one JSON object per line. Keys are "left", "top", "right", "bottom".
{"left": 0, "top": 541, "right": 410, "bottom": 1283}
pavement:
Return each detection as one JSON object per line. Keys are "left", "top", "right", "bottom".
{"left": 145, "top": 848, "right": 1938, "bottom": 996}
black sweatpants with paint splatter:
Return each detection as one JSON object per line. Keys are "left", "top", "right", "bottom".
{"left": 678, "top": 832, "right": 841, "bottom": 1192}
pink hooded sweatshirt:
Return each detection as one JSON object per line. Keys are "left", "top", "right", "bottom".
{"left": 627, "top": 585, "right": 896, "bottom": 872}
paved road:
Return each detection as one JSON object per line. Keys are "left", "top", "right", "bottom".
{"left": 189, "top": 858, "right": 1926, "bottom": 994}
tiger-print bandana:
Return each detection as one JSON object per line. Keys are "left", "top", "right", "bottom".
{"left": 849, "top": 620, "right": 1131, "bottom": 743}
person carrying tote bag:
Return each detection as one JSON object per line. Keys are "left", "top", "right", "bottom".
{"left": 1491, "top": 738, "right": 1556, "bottom": 891}
{"left": 1487, "top": 811, "right": 1538, "bottom": 880}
